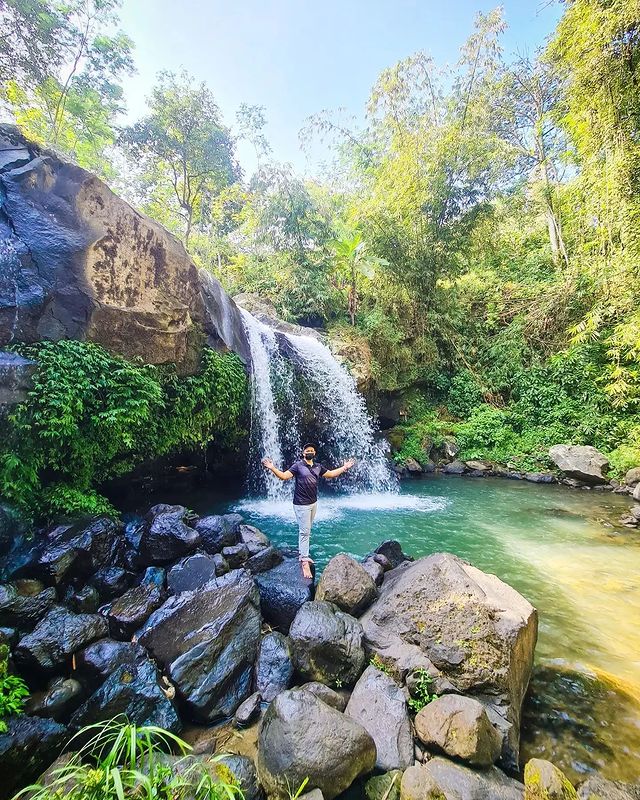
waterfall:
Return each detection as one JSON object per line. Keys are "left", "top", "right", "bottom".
{"left": 240, "top": 309, "right": 397, "bottom": 498}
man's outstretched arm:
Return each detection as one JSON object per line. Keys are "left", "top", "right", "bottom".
{"left": 323, "top": 458, "right": 356, "bottom": 479}
{"left": 262, "top": 458, "right": 294, "bottom": 481}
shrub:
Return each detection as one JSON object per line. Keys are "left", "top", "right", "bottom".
{"left": 0, "top": 341, "right": 248, "bottom": 521}
{"left": 14, "top": 717, "right": 242, "bottom": 800}
{"left": 407, "top": 669, "right": 438, "bottom": 713}
{"left": 446, "top": 370, "right": 485, "bottom": 418}
{"left": 0, "top": 645, "right": 29, "bottom": 734}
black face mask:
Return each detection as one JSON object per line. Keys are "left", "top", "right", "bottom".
{"left": 303, "top": 452, "right": 315, "bottom": 461}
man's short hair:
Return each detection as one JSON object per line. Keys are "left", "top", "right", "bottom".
{"left": 303, "top": 443, "right": 316, "bottom": 451}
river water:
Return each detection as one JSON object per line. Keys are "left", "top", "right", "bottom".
{"left": 113, "top": 473, "right": 640, "bottom": 781}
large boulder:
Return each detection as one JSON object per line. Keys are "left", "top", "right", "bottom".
{"left": 74, "top": 638, "right": 147, "bottom": 689}
{"left": 290, "top": 601, "right": 366, "bottom": 687}
{"left": 106, "top": 582, "right": 164, "bottom": 640}
{"left": 167, "top": 553, "right": 218, "bottom": 594}
{"left": 415, "top": 694, "right": 503, "bottom": 767}
{"left": 27, "top": 675, "right": 84, "bottom": 721}
{"left": 316, "top": 554, "right": 377, "bottom": 616}
{"left": 36, "top": 516, "right": 124, "bottom": 586}
{"left": 0, "top": 715, "right": 67, "bottom": 800}
{"left": 137, "top": 509, "right": 200, "bottom": 566}
{"left": 300, "top": 681, "right": 348, "bottom": 711}
{"left": 0, "top": 125, "right": 249, "bottom": 371}
{"left": 548, "top": 445, "right": 609, "bottom": 485}
{"left": 195, "top": 514, "right": 242, "bottom": 553}
{"left": 254, "top": 550, "right": 314, "bottom": 632}
{"left": 577, "top": 776, "right": 640, "bottom": 800}
{"left": 15, "top": 605, "right": 108, "bottom": 675}
{"left": 255, "top": 631, "right": 294, "bottom": 702}
{"left": 257, "top": 688, "right": 376, "bottom": 800}
{"left": 0, "top": 579, "right": 56, "bottom": 630}
{"left": 70, "top": 657, "right": 181, "bottom": 732}
{"left": 345, "top": 665, "right": 413, "bottom": 770}
{"left": 137, "top": 569, "right": 261, "bottom": 722}
{"left": 359, "top": 553, "right": 537, "bottom": 770}
{"left": 422, "top": 756, "right": 524, "bottom": 800}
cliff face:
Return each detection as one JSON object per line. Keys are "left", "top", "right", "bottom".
{"left": 0, "top": 125, "right": 249, "bottom": 375}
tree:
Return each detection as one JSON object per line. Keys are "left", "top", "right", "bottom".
{"left": 2, "top": 0, "right": 134, "bottom": 177}
{"left": 123, "top": 70, "right": 240, "bottom": 248}
{"left": 0, "top": 0, "right": 67, "bottom": 85}
{"left": 330, "top": 231, "right": 386, "bottom": 325}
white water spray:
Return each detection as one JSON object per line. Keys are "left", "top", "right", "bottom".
{"left": 240, "top": 308, "right": 397, "bottom": 497}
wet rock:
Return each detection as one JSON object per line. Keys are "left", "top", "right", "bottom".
{"left": 141, "top": 566, "right": 166, "bottom": 589}
{"left": 74, "top": 638, "right": 146, "bottom": 689}
{"left": 0, "top": 714, "right": 67, "bottom": 800}
{"left": 300, "top": 681, "right": 348, "bottom": 711}
{"left": 196, "top": 514, "right": 241, "bottom": 553}
{"left": 239, "top": 524, "right": 270, "bottom": 548}
{"left": 345, "top": 664, "right": 413, "bottom": 770}
{"left": 301, "top": 791, "right": 325, "bottom": 800}
{"left": 372, "top": 541, "right": 412, "bottom": 569}
{"left": 405, "top": 458, "right": 423, "bottom": 474}
{"left": 362, "top": 558, "right": 385, "bottom": 586}
{"left": 37, "top": 517, "right": 125, "bottom": 585}
{"left": 138, "top": 569, "right": 261, "bottom": 722}
{"left": 0, "top": 503, "right": 20, "bottom": 556}
{"left": 212, "top": 553, "right": 229, "bottom": 576}
{"left": 373, "top": 553, "right": 393, "bottom": 571}
{"left": 167, "top": 553, "right": 217, "bottom": 594}
{"left": 367, "top": 771, "right": 402, "bottom": 800}
{"left": 524, "top": 759, "right": 577, "bottom": 800}
{"left": 0, "top": 537, "right": 40, "bottom": 582}
{"left": 415, "top": 694, "right": 502, "bottom": 767}
{"left": 423, "top": 756, "right": 524, "bottom": 800}
{"left": 27, "top": 676, "right": 84, "bottom": 721}
{"left": 15, "top": 605, "right": 108, "bottom": 675}
{"left": 549, "top": 445, "right": 609, "bottom": 485}
{"left": 257, "top": 688, "right": 376, "bottom": 800}
{"left": 235, "top": 691, "right": 262, "bottom": 727}
{"left": 525, "top": 472, "right": 555, "bottom": 484}
{"left": 64, "top": 584, "right": 99, "bottom": 614}
{"left": 443, "top": 460, "right": 466, "bottom": 475}
{"left": 137, "top": 510, "right": 200, "bottom": 566}
{"left": 634, "top": 484, "right": 640, "bottom": 502}
{"left": 256, "top": 631, "right": 294, "bottom": 702}
{"left": 245, "top": 545, "right": 283, "bottom": 574}
{"left": 577, "top": 776, "right": 639, "bottom": 800}
{"left": 0, "top": 579, "right": 56, "bottom": 630}
{"left": 360, "top": 553, "right": 537, "bottom": 771}
{"left": 107, "top": 583, "right": 164, "bottom": 640}
{"left": 316, "top": 554, "right": 378, "bottom": 617}
{"left": 255, "top": 550, "right": 314, "bottom": 631}
{"left": 70, "top": 657, "right": 181, "bottom": 732}
{"left": 90, "top": 566, "right": 136, "bottom": 600}
{"left": 400, "top": 765, "right": 445, "bottom": 800}
{"left": 222, "top": 543, "right": 250, "bottom": 568}
{"left": 290, "top": 601, "right": 366, "bottom": 687}
{"left": 216, "top": 754, "right": 262, "bottom": 800}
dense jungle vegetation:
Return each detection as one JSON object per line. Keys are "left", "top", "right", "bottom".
{"left": 1, "top": 0, "right": 639, "bottom": 507}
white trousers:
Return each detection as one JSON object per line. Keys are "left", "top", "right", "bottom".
{"left": 293, "top": 502, "right": 317, "bottom": 559}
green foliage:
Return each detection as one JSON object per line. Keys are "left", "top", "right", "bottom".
{"left": 0, "top": 645, "right": 30, "bottom": 734}
{"left": 369, "top": 654, "right": 392, "bottom": 675}
{"left": 13, "top": 717, "right": 242, "bottom": 800}
{"left": 446, "top": 371, "right": 485, "bottom": 419}
{"left": 407, "top": 669, "right": 438, "bottom": 714}
{"left": 395, "top": 414, "right": 447, "bottom": 466}
{"left": 0, "top": 341, "right": 247, "bottom": 521}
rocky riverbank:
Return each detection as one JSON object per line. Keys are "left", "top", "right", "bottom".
{"left": 0, "top": 506, "right": 638, "bottom": 799}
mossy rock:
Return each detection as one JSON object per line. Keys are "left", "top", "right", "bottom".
{"left": 524, "top": 758, "right": 578, "bottom": 800}
{"left": 366, "top": 770, "right": 403, "bottom": 800}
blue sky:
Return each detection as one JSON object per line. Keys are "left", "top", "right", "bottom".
{"left": 119, "top": 0, "right": 563, "bottom": 176}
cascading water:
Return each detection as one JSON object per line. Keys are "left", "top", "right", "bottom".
{"left": 240, "top": 308, "right": 397, "bottom": 497}
{"left": 282, "top": 331, "right": 397, "bottom": 493}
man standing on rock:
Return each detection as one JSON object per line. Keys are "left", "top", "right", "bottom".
{"left": 262, "top": 444, "right": 355, "bottom": 578}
